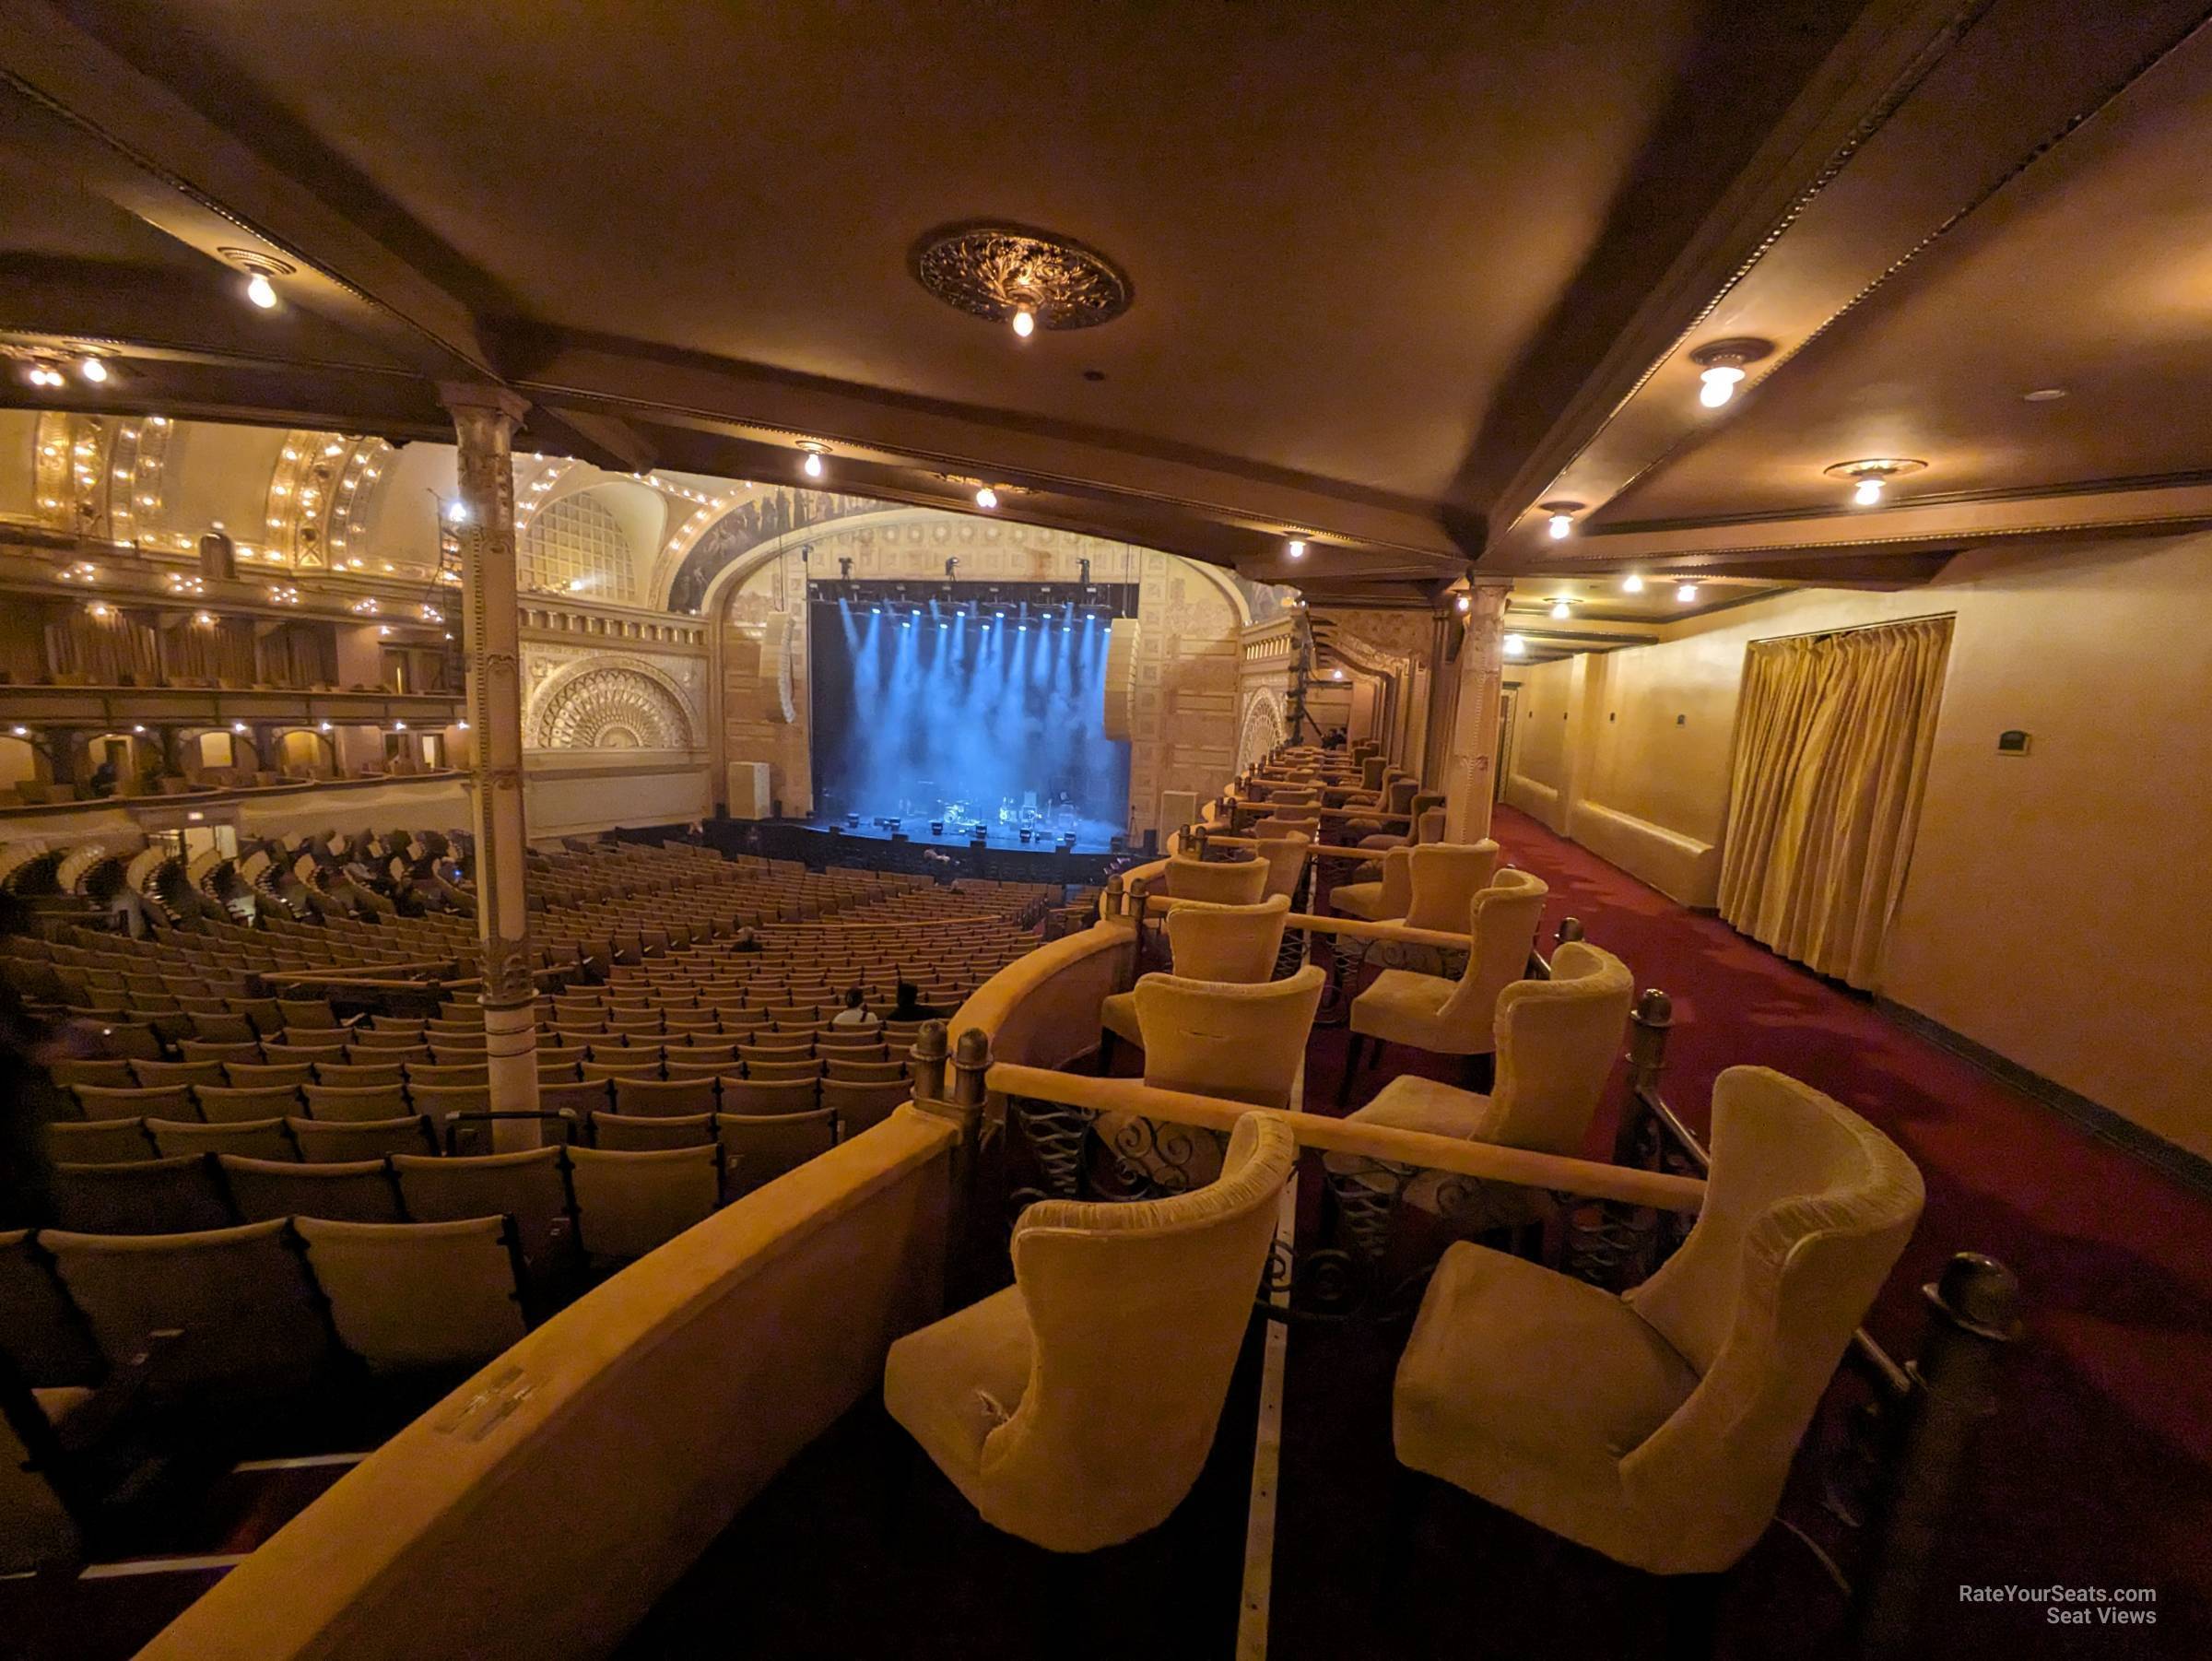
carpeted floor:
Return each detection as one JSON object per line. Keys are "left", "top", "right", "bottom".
{"left": 1389, "top": 805, "right": 2212, "bottom": 1655}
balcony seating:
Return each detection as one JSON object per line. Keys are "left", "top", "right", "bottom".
{"left": 884, "top": 1112, "right": 1298, "bottom": 1552}
{"left": 296, "top": 1217, "right": 526, "bottom": 1374}
{"left": 1402, "top": 841, "right": 1501, "bottom": 931}
{"left": 593, "top": 1111, "right": 717, "bottom": 1150}
{"left": 1159, "top": 854, "right": 1270, "bottom": 906}
{"left": 1330, "top": 845, "right": 1412, "bottom": 923}
{"left": 391, "top": 1148, "right": 571, "bottom": 1274}
{"left": 288, "top": 1115, "right": 436, "bottom": 1161}
{"left": 1100, "top": 894, "right": 1292, "bottom": 1054}
{"left": 1392, "top": 1067, "right": 1924, "bottom": 1574}
{"left": 1335, "top": 940, "right": 1633, "bottom": 1229}
{"left": 1252, "top": 831, "right": 1313, "bottom": 903}
{"left": 717, "top": 1109, "right": 837, "bottom": 1197}
{"left": 45, "top": 1119, "right": 155, "bottom": 1164}
{"left": 147, "top": 1115, "right": 295, "bottom": 1162}
{"left": 1340, "top": 869, "right": 1550, "bottom": 1101}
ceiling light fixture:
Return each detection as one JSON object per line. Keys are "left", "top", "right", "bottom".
{"left": 1621, "top": 573, "right": 1645, "bottom": 595}
{"left": 220, "top": 247, "right": 295, "bottom": 312}
{"left": 1454, "top": 594, "right": 1471, "bottom": 614}
{"left": 1287, "top": 536, "right": 1307, "bottom": 560}
{"left": 1824, "top": 457, "right": 1926, "bottom": 508}
{"left": 1549, "top": 599, "right": 1572, "bottom": 620}
{"left": 1688, "top": 337, "right": 1772, "bottom": 409}
{"left": 25, "top": 364, "right": 65, "bottom": 388}
{"left": 912, "top": 222, "right": 1134, "bottom": 338}
{"left": 2022, "top": 387, "right": 2067, "bottom": 402}
{"left": 1539, "top": 500, "right": 1583, "bottom": 540}
{"left": 1676, "top": 583, "right": 1699, "bottom": 603}
{"left": 245, "top": 273, "right": 277, "bottom": 309}
{"left": 1502, "top": 633, "right": 1527, "bottom": 658}
{"left": 77, "top": 357, "right": 109, "bottom": 383}
{"left": 445, "top": 499, "right": 469, "bottom": 524}
{"left": 798, "top": 442, "right": 829, "bottom": 479}
{"left": 974, "top": 486, "right": 998, "bottom": 510}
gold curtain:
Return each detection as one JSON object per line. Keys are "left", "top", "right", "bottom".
{"left": 1716, "top": 616, "right": 1954, "bottom": 990}
{"left": 45, "top": 607, "right": 163, "bottom": 685}
{"left": 165, "top": 618, "right": 259, "bottom": 686}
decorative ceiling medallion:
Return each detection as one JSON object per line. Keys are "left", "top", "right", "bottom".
{"left": 911, "top": 222, "right": 1134, "bottom": 331}
{"left": 1821, "top": 457, "right": 1927, "bottom": 483}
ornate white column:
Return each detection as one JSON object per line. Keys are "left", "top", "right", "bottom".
{"left": 1443, "top": 580, "right": 1514, "bottom": 843}
{"left": 441, "top": 385, "right": 541, "bottom": 1148}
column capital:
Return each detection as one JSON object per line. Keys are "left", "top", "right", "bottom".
{"left": 437, "top": 383, "right": 532, "bottom": 426}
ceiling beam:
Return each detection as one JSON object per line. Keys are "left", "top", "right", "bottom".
{"left": 1477, "top": 0, "right": 2212, "bottom": 566}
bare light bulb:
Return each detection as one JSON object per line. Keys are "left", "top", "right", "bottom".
{"left": 1502, "top": 633, "right": 1527, "bottom": 658}
{"left": 244, "top": 272, "right": 277, "bottom": 310}
{"left": 1549, "top": 599, "right": 1572, "bottom": 620}
{"left": 78, "top": 357, "right": 109, "bottom": 383}
{"left": 1455, "top": 594, "right": 1471, "bottom": 613}
{"left": 1677, "top": 583, "right": 1699, "bottom": 603}
{"left": 1699, "top": 364, "right": 1744, "bottom": 407}
{"left": 803, "top": 450, "right": 825, "bottom": 479}
{"left": 974, "top": 486, "right": 998, "bottom": 510}
{"left": 1287, "top": 537, "right": 1306, "bottom": 560}
{"left": 1621, "top": 573, "right": 1645, "bottom": 595}
{"left": 1547, "top": 512, "right": 1573, "bottom": 540}
{"left": 1011, "top": 305, "right": 1036, "bottom": 339}
{"left": 1853, "top": 477, "right": 1885, "bottom": 506}
{"left": 445, "top": 499, "right": 469, "bottom": 524}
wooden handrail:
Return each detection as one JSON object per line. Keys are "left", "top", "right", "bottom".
{"left": 985, "top": 1061, "right": 1706, "bottom": 1214}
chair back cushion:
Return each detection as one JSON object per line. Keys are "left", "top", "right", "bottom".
{"left": 1134, "top": 965, "right": 1324, "bottom": 1110}
{"left": 1438, "top": 869, "right": 1551, "bottom": 1033}
{"left": 297, "top": 1216, "right": 525, "bottom": 1373}
{"left": 1161, "top": 855, "right": 1269, "bottom": 906}
{"left": 1164, "top": 894, "right": 1290, "bottom": 984}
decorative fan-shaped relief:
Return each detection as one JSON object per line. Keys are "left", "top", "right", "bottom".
{"left": 535, "top": 666, "right": 694, "bottom": 750}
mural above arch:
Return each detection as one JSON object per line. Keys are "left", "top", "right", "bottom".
{"left": 529, "top": 661, "right": 696, "bottom": 751}
{"left": 665, "top": 487, "right": 888, "bottom": 614}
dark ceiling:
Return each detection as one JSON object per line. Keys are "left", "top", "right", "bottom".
{"left": 4, "top": 0, "right": 2211, "bottom": 605}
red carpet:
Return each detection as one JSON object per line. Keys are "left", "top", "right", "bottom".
{"left": 1466, "top": 805, "right": 2212, "bottom": 1652}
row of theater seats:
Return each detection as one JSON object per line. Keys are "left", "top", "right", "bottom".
{"left": 27, "top": 1125, "right": 810, "bottom": 1251}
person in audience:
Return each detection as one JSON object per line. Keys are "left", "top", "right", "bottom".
{"left": 830, "top": 985, "right": 880, "bottom": 1030}
{"left": 892, "top": 979, "right": 948, "bottom": 1023}
{"left": 732, "top": 926, "right": 763, "bottom": 953}
{"left": 88, "top": 757, "right": 119, "bottom": 797}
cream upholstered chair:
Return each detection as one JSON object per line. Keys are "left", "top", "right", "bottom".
{"left": 1249, "top": 813, "right": 1320, "bottom": 844}
{"left": 1341, "top": 868, "right": 1550, "bottom": 1100}
{"left": 1335, "top": 940, "right": 1632, "bottom": 1226}
{"left": 1331, "top": 845, "right": 1412, "bottom": 923}
{"left": 1160, "top": 854, "right": 1269, "bottom": 906}
{"left": 1402, "top": 840, "right": 1500, "bottom": 932}
{"left": 568, "top": 1143, "right": 719, "bottom": 1259}
{"left": 1393, "top": 1067, "right": 1924, "bottom": 1574}
{"left": 1100, "top": 895, "right": 1291, "bottom": 1052}
{"left": 884, "top": 1113, "right": 1297, "bottom": 1552}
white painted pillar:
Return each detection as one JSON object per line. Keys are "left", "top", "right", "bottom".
{"left": 1443, "top": 581, "right": 1513, "bottom": 844}
{"left": 441, "top": 385, "right": 540, "bottom": 1149}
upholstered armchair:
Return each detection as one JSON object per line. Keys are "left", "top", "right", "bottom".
{"left": 1338, "top": 867, "right": 1548, "bottom": 1101}
{"left": 1249, "top": 813, "right": 1321, "bottom": 843}
{"left": 885, "top": 1112, "right": 1299, "bottom": 1551}
{"left": 1331, "top": 845, "right": 1412, "bottom": 923}
{"left": 1391, "top": 1066, "right": 1924, "bottom": 1574}
{"left": 1161, "top": 854, "right": 1269, "bottom": 906}
{"left": 1356, "top": 776, "right": 1421, "bottom": 846}
{"left": 1100, "top": 895, "right": 1292, "bottom": 1054}
{"left": 1333, "top": 939, "right": 1632, "bottom": 1226}
{"left": 1402, "top": 840, "right": 1500, "bottom": 931}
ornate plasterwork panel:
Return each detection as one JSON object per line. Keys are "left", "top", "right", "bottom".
{"left": 524, "top": 650, "right": 701, "bottom": 751}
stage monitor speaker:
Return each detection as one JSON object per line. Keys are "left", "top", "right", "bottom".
{"left": 1110, "top": 833, "right": 1127, "bottom": 854}
{"left": 930, "top": 820, "right": 945, "bottom": 835}
{"left": 890, "top": 830, "right": 909, "bottom": 843}
{"left": 725, "top": 762, "right": 771, "bottom": 820}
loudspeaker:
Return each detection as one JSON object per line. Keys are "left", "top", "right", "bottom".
{"left": 1140, "top": 828, "right": 1159, "bottom": 854}
{"left": 890, "top": 830, "right": 909, "bottom": 843}
{"left": 1109, "top": 833, "right": 1127, "bottom": 854}
{"left": 724, "top": 761, "right": 771, "bottom": 820}
{"left": 930, "top": 820, "right": 945, "bottom": 835}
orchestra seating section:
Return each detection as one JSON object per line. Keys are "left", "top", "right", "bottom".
{"left": 0, "top": 832, "right": 1053, "bottom": 1541}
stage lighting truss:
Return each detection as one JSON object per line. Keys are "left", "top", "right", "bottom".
{"left": 807, "top": 576, "right": 1138, "bottom": 622}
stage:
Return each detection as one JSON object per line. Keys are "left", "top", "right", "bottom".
{"left": 708, "top": 816, "right": 1142, "bottom": 887}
